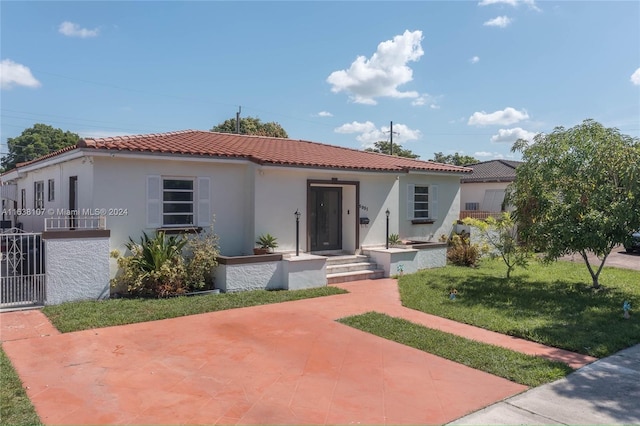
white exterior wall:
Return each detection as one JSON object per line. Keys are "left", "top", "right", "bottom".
{"left": 91, "top": 156, "right": 249, "bottom": 257}
{"left": 460, "top": 181, "right": 511, "bottom": 210}
{"left": 8, "top": 157, "right": 93, "bottom": 232}
{"left": 253, "top": 167, "right": 399, "bottom": 253}
{"left": 399, "top": 173, "right": 462, "bottom": 243}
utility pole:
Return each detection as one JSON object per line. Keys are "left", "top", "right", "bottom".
{"left": 390, "top": 121, "right": 393, "bottom": 155}
{"left": 386, "top": 121, "right": 399, "bottom": 155}
{"left": 235, "top": 106, "right": 242, "bottom": 134}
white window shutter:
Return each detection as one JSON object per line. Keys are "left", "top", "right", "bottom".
{"left": 430, "top": 184, "right": 438, "bottom": 219}
{"left": 146, "top": 175, "right": 162, "bottom": 228}
{"left": 197, "top": 177, "right": 211, "bottom": 227}
{"left": 407, "top": 184, "right": 415, "bottom": 220}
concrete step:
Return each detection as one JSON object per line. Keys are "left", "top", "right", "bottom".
{"left": 325, "top": 255, "right": 370, "bottom": 266}
{"left": 327, "top": 269, "right": 385, "bottom": 284}
{"left": 325, "top": 254, "right": 385, "bottom": 284}
{"left": 326, "top": 262, "right": 379, "bottom": 275}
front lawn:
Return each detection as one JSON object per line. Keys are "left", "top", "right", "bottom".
{"left": 43, "top": 286, "right": 347, "bottom": 333}
{"left": 339, "top": 312, "right": 573, "bottom": 387}
{"left": 399, "top": 258, "right": 640, "bottom": 358}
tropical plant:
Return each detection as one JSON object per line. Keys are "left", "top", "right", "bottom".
{"left": 388, "top": 233, "right": 402, "bottom": 245}
{"left": 256, "top": 233, "right": 278, "bottom": 251}
{"left": 111, "top": 224, "right": 220, "bottom": 297}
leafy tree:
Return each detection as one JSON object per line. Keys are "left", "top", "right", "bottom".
{"left": 430, "top": 152, "right": 478, "bottom": 166}
{"left": 365, "top": 141, "right": 419, "bottom": 158}
{"left": 211, "top": 116, "right": 288, "bottom": 138}
{"left": 510, "top": 119, "right": 640, "bottom": 289}
{"left": 1, "top": 124, "right": 80, "bottom": 171}
{"left": 463, "top": 212, "right": 531, "bottom": 278}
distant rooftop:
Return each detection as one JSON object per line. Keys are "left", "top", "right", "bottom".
{"left": 461, "top": 159, "right": 523, "bottom": 183}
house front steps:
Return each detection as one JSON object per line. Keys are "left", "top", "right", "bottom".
{"left": 325, "top": 254, "right": 385, "bottom": 284}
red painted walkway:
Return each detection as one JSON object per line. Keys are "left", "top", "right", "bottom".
{"left": 1, "top": 279, "right": 595, "bottom": 425}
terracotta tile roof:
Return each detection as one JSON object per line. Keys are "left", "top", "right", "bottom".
{"left": 461, "top": 159, "right": 523, "bottom": 183}
{"left": 13, "top": 130, "right": 472, "bottom": 174}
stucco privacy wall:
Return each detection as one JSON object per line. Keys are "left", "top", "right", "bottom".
{"left": 44, "top": 231, "right": 110, "bottom": 305}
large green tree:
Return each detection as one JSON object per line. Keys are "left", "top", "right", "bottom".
{"left": 1, "top": 124, "right": 80, "bottom": 171}
{"left": 211, "top": 116, "right": 288, "bottom": 138}
{"left": 430, "top": 152, "right": 478, "bottom": 166}
{"left": 365, "top": 141, "right": 419, "bottom": 158}
{"left": 510, "top": 119, "right": 640, "bottom": 289}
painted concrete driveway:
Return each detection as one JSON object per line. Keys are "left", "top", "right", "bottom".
{"left": 1, "top": 279, "right": 535, "bottom": 425}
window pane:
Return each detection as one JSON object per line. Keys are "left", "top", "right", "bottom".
{"left": 414, "top": 210, "right": 430, "bottom": 218}
{"left": 163, "top": 214, "right": 194, "bottom": 225}
{"left": 415, "top": 186, "right": 429, "bottom": 194}
{"left": 163, "top": 203, "right": 193, "bottom": 213}
{"left": 415, "top": 202, "right": 429, "bottom": 210}
{"left": 415, "top": 194, "right": 429, "bottom": 202}
{"left": 163, "top": 191, "right": 193, "bottom": 202}
{"left": 164, "top": 180, "right": 193, "bottom": 190}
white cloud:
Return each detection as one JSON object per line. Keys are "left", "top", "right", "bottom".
{"left": 475, "top": 151, "right": 505, "bottom": 159}
{"left": 59, "top": 21, "right": 99, "bottom": 38}
{"left": 478, "top": 0, "right": 540, "bottom": 11}
{"left": 631, "top": 67, "right": 640, "bottom": 86}
{"left": 411, "top": 92, "right": 441, "bottom": 108}
{"left": 490, "top": 127, "right": 537, "bottom": 143}
{"left": 483, "top": 16, "right": 512, "bottom": 28}
{"left": 0, "top": 59, "right": 41, "bottom": 90}
{"left": 327, "top": 30, "right": 424, "bottom": 105}
{"left": 334, "top": 121, "right": 421, "bottom": 148}
{"left": 316, "top": 111, "right": 333, "bottom": 117}
{"left": 468, "top": 107, "right": 529, "bottom": 126}
{"left": 470, "top": 56, "right": 480, "bottom": 64}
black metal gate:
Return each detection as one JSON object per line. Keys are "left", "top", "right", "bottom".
{"left": 1, "top": 229, "right": 46, "bottom": 310}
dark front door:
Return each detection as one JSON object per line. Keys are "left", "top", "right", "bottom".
{"left": 310, "top": 187, "right": 342, "bottom": 251}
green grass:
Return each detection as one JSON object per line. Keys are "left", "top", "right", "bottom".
{"left": 339, "top": 312, "right": 573, "bottom": 387}
{"left": 0, "top": 346, "right": 42, "bottom": 425}
{"left": 43, "top": 286, "right": 347, "bottom": 333}
{"left": 399, "top": 258, "right": 640, "bottom": 358}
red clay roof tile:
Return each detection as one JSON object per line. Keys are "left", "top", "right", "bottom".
{"left": 15, "top": 130, "right": 472, "bottom": 174}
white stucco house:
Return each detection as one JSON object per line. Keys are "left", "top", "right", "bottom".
{"left": 459, "top": 159, "right": 522, "bottom": 219}
{"left": 1, "top": 130, "right": 471, "bottom": 292}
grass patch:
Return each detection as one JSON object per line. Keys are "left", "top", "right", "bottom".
{"left": 339, "top": 312, "right": 573, "bottom": 387}
{"left": 0, "top": 346, "right": 42, "bottom": 425}
{"left": 399, "top": 258, "right": 640, "bottom": 358}
{"left": 44, "top": 286, "right": 347, "bottom": 333}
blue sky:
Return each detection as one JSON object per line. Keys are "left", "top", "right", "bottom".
{"left": 1, "top": 1, "right": 639, "bottom": 162}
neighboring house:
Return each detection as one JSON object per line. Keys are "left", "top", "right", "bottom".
{"left": 1, "top": 130, "right": 471, "bottom": 280}
{"left": 459, "top": 159, "right": 522, "bottom": 219}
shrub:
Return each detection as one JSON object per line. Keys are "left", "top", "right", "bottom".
{"left": 111, "top": 223, "right": 221, "bottom": 297}
{"left": 446, "top": 231, "right": 482, "bottom": 267}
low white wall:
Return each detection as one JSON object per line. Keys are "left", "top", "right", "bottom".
{"left": 282, "top": 254, "right": 326, "bottom": 290}
{"left": 214, "top": 254, "right": 327, "bottom": 292}
{"left": 44, "top": 231, "right": 110, "bottom": 305}
{"left": 367, "top": 243, "right": 447, "bottom": 277}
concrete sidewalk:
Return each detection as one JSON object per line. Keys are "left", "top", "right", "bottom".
{"left": 450, "top": 343, "right": 640, "bottom": 425}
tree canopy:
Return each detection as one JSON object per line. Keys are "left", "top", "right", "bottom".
{"left": 430, "top": 152, "right": 478, "bottom": 166}
{"left": 211, "top": 116, "right": 288, "bottom": 138}
{"left": 1, "top": 123, "right": 80, "bottom": 171}
{"left": 509, "top": 119, "right": 640, "bottom": 288}
{"left": 364, "top": 141, "right": 419, "bottom": 158}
